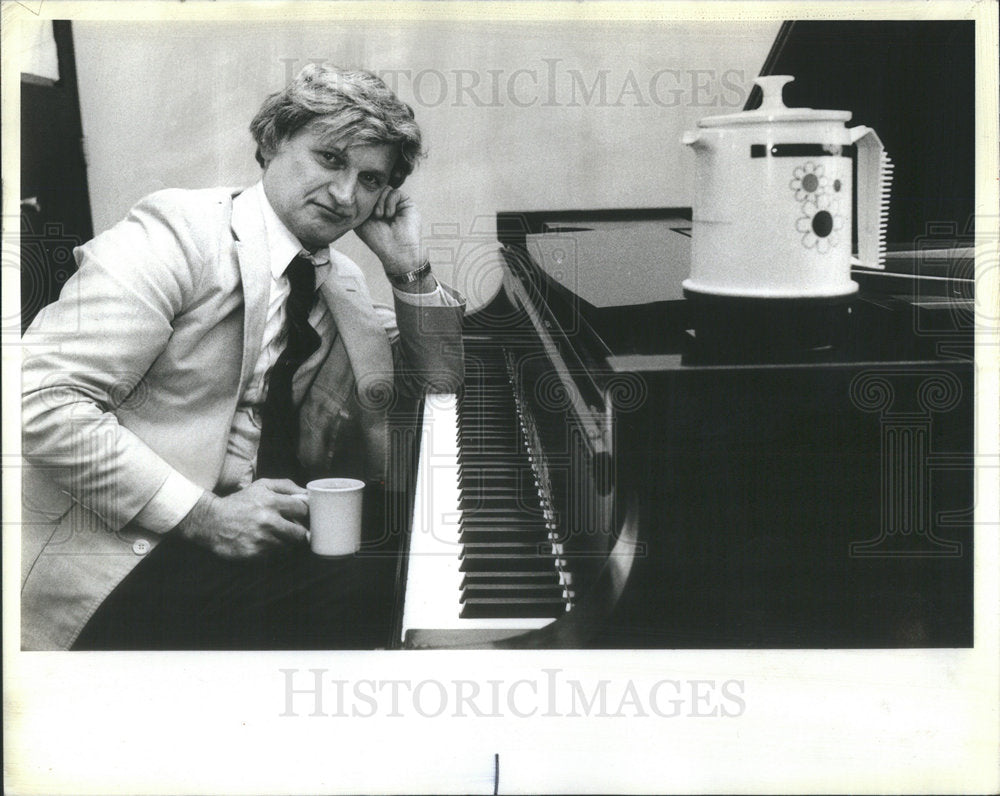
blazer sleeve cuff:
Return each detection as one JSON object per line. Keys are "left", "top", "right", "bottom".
{"left": 131, "top": 470, "right": 206, "bottom": 533}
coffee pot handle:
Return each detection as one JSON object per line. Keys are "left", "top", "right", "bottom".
{"left": 850, "top": 125, "right": 894, "bottom": 270}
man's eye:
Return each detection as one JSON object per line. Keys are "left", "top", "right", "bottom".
{"left": 319, "top": 152, "right": 343, "bottom": 166}
{"left": 360, "top": 174, "right": 383, "bottom": 188}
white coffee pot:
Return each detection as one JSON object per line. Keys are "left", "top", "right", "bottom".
{"left": 682, "top": 75, "right": 892, "bottom": 300}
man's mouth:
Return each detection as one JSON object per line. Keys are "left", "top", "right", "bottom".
{"left": 313, "top": 202, "right": 351, "bottom": 222}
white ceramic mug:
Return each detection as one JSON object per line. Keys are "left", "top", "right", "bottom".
{"left": 306, "top": 478, "right": 365, "bottom": 557}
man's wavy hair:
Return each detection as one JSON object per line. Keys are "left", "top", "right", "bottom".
{"left": 250, "top": 64, "right": 424, "bottom": 188}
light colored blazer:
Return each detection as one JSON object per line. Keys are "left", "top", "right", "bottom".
{"left": 20, "top": 187, "right": 465, "bottom": 650}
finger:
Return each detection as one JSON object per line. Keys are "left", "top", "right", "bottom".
{"left": 374, "top": 186, "right": 392, "bottom": 218}
{"left": 273, "top": 492, "right": 309, "bottom": 522}
{"left": 258, "top": 478, "right": 308, "bottom": 497}
{"left": 384, "top": 189, "right": 403, "bottom": 219}
{"left": 269, "top": 516, "right": 309, "bottom": 545}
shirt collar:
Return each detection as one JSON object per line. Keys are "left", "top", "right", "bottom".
{"left": 252, "top": 181, "right": 332, "bottom": 285}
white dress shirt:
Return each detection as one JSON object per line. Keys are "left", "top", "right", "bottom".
{"left": 132, "top": 181, "right": 455, "bottom": 532}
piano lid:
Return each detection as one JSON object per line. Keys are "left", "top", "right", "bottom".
{"left": 525, "top": 217, "right": 691, "bottom": 308}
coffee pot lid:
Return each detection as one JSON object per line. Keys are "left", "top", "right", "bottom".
{"left": 698, "top": 75, "right": 852, "bottom": 127}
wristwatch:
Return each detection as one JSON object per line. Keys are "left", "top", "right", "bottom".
{"left": 389, "top": 260, "right": 433, "bottom": 287}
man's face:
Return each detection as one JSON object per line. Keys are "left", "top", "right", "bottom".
{"left": 261, "top": 118, "right": 397, "bottom": 250}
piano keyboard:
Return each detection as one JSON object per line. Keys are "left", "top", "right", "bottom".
{"left": 399, "top": 342, "right": 572, "bottom": 647}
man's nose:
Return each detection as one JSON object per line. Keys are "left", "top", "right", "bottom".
{"left": 327, "top": 172, "right": 357, "bottom": 206}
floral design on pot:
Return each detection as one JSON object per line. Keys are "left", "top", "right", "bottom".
{"left": 796, "top": 194, "right": 845, "bottom": 253}
{"left": 790, "top": 161, "right": 829, "bottom": 201}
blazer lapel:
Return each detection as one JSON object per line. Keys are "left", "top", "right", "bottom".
{"left": 318, "top": 254, "right": 394, "bottom": 480}
{"left": 230, "top": 189, "right": 271, "bottom": 395}
{"left": 319, "top": 255, "right": 394, "bottom": 403}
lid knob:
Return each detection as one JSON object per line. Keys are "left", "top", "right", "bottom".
{"left": 754, "top": 75, "right": 794, "bottom": 111}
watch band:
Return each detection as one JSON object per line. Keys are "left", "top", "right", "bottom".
{"left": 389, "top": 260, "right": 433, "bottom": 287}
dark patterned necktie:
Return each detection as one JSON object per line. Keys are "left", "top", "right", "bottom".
{"left": 256, "top": 254, "right": 322, "bottom": 481}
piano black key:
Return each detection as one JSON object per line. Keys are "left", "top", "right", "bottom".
{"left": 459, "top": 451, "right": 529, "bottom": 460}
{"left": 459, "top": 554, "right": 555, "bottom": 573}
{"left": 458, "top": 491, "right": 540, "bottom": 503}
{"left": 462, "top": 395, "right": 511, "bottom": 401}
{"left": 463, "top": 538, "right": 564, "bottom": 555}
{"left": 461, "top": 542, "right": 550, "bottom": 556}
{"left": 458, "top": 475, "right": 539, "bottom": 487}
{"left": 461, "top": 583, "right": 566, "bottom": 601}
{"left": 461, "top": 506, "right": 545, "bottom": 517}
{"left": 459, "top": 506, "right": 545, "bottom": 518}
{"left": 461, "top": 572, "right": 562, "bottom": 589}
{"left": 460, "top": 520, "right": 549, "bottom": 532}
{"left": 459, "top": 485, "right": 535, "bottom": 495}
{"left": 458, "top": 446, "right": 524, "bottom": 456}
{"left": 459, "top": 521, "right": 549, "bottom": 535}
{"left": 460, "top": 528, "right": 555, "bottom": 544}
{"left": 459, "top": 597, "right": 567, "bottom": 619}
{"left": 462, "top": 513, "right": 542, "bottom": 528}
{"left": 458, "top": 471, "right": 536, "bottom": 483}
{"left": 460, "top": 518, "right": 548, "bottom": 530}
{"left": 461, "top": 579, "right": 565, "bottom": 591}
{"left": 459, "top": 500, "right": 543, "bottom": 512}
{"left": 458, "top": 487, "right": 538, "bottom": 498}
{"left": 458, "top": 465, "right": 532, "bottom": 474}
{"left": 459, "top": 460, "right": 533, "bottom": 470}
{"left": 458, "top": 488, "right": 537, "bottom": 498}
{"left": 458, "top": 481, "right": 537, "bottom": 493}
{"left": 458, "top": 452, "right": 527, "bottom": 460}
{"left": 457, "top": 483, "right": 535, "bottom": 493}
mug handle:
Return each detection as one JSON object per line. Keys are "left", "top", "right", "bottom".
{"left": 849, "top": 125, "right": 894, "bottom": 270}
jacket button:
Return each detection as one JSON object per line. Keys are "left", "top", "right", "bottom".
{"left": 132, "top": 539, "right": 151, "bottom": 555}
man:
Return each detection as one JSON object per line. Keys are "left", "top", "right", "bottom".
{"left": 21, "top": 65, "right": 465, "bottom": 650}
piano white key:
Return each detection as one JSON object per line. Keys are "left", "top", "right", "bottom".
{"left": 400, "top": 393, "right": 555, "bottom": 643}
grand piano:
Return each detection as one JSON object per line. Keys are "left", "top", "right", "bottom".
{"left": 391, "top": 20, "right": 976, "bottom": 649}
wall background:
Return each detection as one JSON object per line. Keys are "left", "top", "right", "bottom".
{"left": 73, "top": 20, "right": 778, "bottom": 305}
